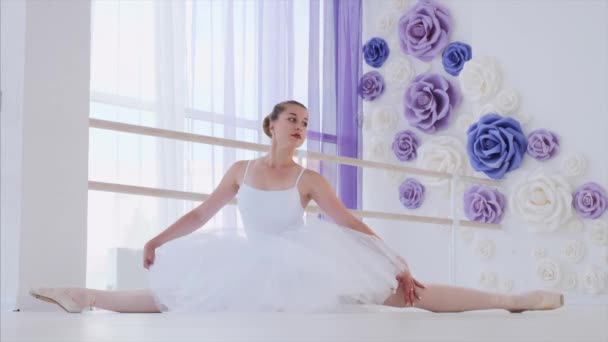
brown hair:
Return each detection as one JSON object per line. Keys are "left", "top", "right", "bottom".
{"left": 263, "top": 100, "right": 307, "bottom": 138}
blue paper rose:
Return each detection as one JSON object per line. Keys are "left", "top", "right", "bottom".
{"left": 466, "top": 113, "right": 527, "bottom": 179}
{"left": 363, "top": 37, "right": 390, "bottom": 68}
{"left": 442, "top": 42, "right": 472, "bottom": 76}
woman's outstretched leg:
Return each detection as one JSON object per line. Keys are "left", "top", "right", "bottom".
{"left": 383, "top": 282, "right": 563, "bottom": 313}
{"left": 31, "top": 287, "right": 162, "bottom": 313}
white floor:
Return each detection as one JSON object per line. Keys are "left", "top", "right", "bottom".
{"left": 2, "top": 305, "right": 607, "bottom": 342}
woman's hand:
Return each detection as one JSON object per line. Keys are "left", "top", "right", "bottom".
{"left": 396, "top": 270, "right": 426, "bottom": 306}
{"left": 143, "top": 240, "right": 158, "bottom": 270}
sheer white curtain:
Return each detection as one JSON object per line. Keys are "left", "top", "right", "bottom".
{"left": 88, "top": 0, "right": 335, "bottom": 290}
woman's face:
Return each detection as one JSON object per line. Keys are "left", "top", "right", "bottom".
{"left": 269, "top": 105, "right": 308, "bottom": 148}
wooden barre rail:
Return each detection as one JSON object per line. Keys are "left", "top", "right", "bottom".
{"left": 89, "top": 118, "right": 500, "bottom": 186}
{"left": 89, "top": 181, "right": 501, "bottom": 230}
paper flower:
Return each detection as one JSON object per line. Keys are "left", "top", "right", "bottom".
{"left": 533, "top": 247, "right": 547, "bottom": 259}
{"left": 562, "top": 273, "right": 578, "bottom": 291}
{"left": 474, "top": 239, "right": 496, "bottom": 260}
{"left": 479, "top": 271, "right": 497, "bottom": 289}
{"left": 385, "top": 57, "right": 415, "bottom": 87}
{"left": 527, "top": 129, "right": 560, "bottom": 161}
{"left": 581, "top": 267, "right": 607, "bottom": 294}
{"left": 398, "top": 178, "right": 425, "bottom": 209}
{"left": 397, "top": 0, "right": 451, "bottom": 62}
{"left": 466, "top": 114, "right": 527, "bottom": 179}
{"left": 510, "top": 169, "right": 573, "bottom": 232}
{"left": 368, "top": 106, "right": 399, "bottom": 133}
{"left": 589, "top": 220, "right": 608, "bottom": 246}
{"left": 561, "top": 154, "right": 586, "bottom": 177}
{"left": 463, "top": 185, "right": 506, "bottom": 224}
{"left": 358, "top": 71, "right": 385, "bottom": 101}
{"left": 572, "top": 182, "right": 608, "bottom": 219}
{"left": 403, "top": 72, "right": 461, "bottom": 133}
{"left": 363, "top": 37, "right": 390, "bottom": 68}
{"left": 377, "top": 13, "right": 398, "bottom": 36}
{"left": 366, "top": 137, "right": 391, "bottom": 163}
{"left": 492, "top": 88, "right": 520, "bottom": 115}
{"left": 563, "top": 240, "right": 586, "bottom": 263}
{"left": 536, "top": 258, "right": 561, "bottom": 288}
{"left": 459, "top": 56, "right": 502, "bottom": 103}
{"left": 392, "top": 130, "right": 420, "bottom": 162}
{"left": 417, "top": 136, "right": 470, "bottom": 186}
{"left": 442, "top": 42, "right": 472, "bottom": 76}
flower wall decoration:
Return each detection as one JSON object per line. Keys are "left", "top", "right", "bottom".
{"left": 363, "top": 37, "right": 390, "bottom": 68}
{"left": 536, "top": 258, "right": 561, "bottom": 288}
{"left": 392, "top": 130, "right": 420, "bottom": 162}
{"left": 398, "top": 178, "right": 425, "bottom": 209}
{"left": 358, "top": 71, "right": 385, "bottom": 101}
{"left": 417, "top": 136, "right": 470, "bottom": 185}
{"left": 397, "top": 0, "right": 451, "bottom": 62}
{"left": 572, "top": 182, "right": 607, "bottom": 219}
{"left": 441, "top": 42, "right": 472, "bottom": 76}
{"left": 526, "top": 129, "right": 560, "bottom": 161}
{"left": 466, "top": 113, "right": 527, "bottom": 179}
{"left": 403, "top": 72, "right": 462, "bottom": 133}
{"left": 463, "top": 185, "right": 506, "bottom": 224}
{"left": 459, "top": 56, "right": 502, "bottom": 103}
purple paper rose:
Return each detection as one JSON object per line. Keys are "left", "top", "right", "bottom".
{"left": 399, "top": 178, "right": 425, "bottom": 209}
{"left": 397, "top": 0, "right": 452, "bottom": 62}
{"left": 392, "top": 130, "right": 420, "bottom": 162}
{"left": 363, "top": 37, "right": 390, "bottom": 68}
{"left": 466, "top": 113, "right": 527, "bottom": 179}
{"left": 463, "top": 184, "right": 506, "bottom": 224}
{"left": 442, "top": 42, "right": 472, "bottom": 76}
{"left": 526, "top": 129, "right": 559, "bottom": 161}
{"left": 358, "top": 71, "right": 385, "bottom": 101}
{"left": 404, "top": 72, "right": 461, "bottom": 133}
{"left": 572, "top": 182, "right": 607, "bottom": 219}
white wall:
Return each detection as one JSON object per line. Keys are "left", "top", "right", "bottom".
{"left": 1, "top": 0, "right": 26, "bottom": 311}
{"left": 362, "top": 0, "right": 608, "bottom": 303}
{"left": 0, "top": 0, "right": 91, "bottom": 310}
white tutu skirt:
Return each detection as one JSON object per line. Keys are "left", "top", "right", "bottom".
{"left": 147, "top": 217, "right": 408, "bottom": 313}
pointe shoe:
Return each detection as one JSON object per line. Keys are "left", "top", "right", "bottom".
{"left": 508, "top": 290, "right": 564, "bottom": 313}
{"left": 29, "top": 288, "right": 85, "bottom": 313}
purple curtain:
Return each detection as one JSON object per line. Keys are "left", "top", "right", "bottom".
{"left": 335, "top": 0, "right": 362, "bottom": 209}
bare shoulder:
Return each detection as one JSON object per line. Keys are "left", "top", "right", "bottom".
{"left": 298, "top": 168, "right": 330, "bottom": 195}
{"left": 223, "top": 160, "right": 250, "bottom": 189}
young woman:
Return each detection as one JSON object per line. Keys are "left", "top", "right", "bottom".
{"left": 30, "top": 100, "right": 563, "bottom": 314}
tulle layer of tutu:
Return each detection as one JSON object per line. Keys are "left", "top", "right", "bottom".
{"left": 147, "top": 217, "right": 408, "bottom": 313}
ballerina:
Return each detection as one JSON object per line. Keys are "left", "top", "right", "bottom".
{"left": 30, "top": 100, "right": 563, "bottom": 314}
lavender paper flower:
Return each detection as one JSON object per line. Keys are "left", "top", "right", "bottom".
{"left": 573, "top": 182, "right": 608, "bottom": 219}
{"left": 363, "top": 37, "right": 390, "bottom": 68}
{"left": 358, "top": 71, "right": 385, "bottom": 101}
{"left": 442, "top": 42, "right": 472, "bottom": 76}
{"left": 392, "top": 130, "right": 420, "bottom": 162}
{"left": 399, "top": 178, "right": 425, "bottom": 209}
{"left": 527, "top": 129, "right": 559, "bottom": 161}
{"left": 397, "top": 0, "right": 452, "bottom": 62}
{"left": 463, "top": 185, "right": 506, "bottom": 224}
{"left": 404, "top": 72, "right": 462, "bottom": 133}
{"left": 466, "top": 113, "right": 527, "bottom": 179}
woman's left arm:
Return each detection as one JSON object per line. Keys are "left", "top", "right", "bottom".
{"left": 307, "top": 170, "right": 378, "bottom": 237}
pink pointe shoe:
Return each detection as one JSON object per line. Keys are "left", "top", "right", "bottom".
{"left": 508, "top": 290, "right": 564, "bottom": 313}
{"left": 29, "top": 288, "right": 86, "bottom": 313}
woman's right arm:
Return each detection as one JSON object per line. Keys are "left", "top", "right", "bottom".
{"left": 146, "top": 160, "right": 245, "bottom": 249}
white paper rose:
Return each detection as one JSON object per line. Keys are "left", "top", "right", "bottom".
{"left": 416, "top": 136, "right": 470, "bottom": 186}
{"left": 456, "top": 115, "right": 475, "bottom": 132}
{"left": 474, "top": 239, "right": 496, "bottom": 260}
{"left": 581, "top": 267, "right": 607, "bottom": 294}
{"left": 459, "top": 56, "right": 503, "bottom": 103}
{"left": 565, "top": 218, "right": 584, "bottom": 233}
{"left": 561, "top": 154, "right": 587, "bottom": 177}
{"left": 500, "top": 279, "right": 514, "bottom": 292}
{"left": 589, "top": 220, "right": 608, "bottom": 246}
{"left": 366, "top": 137, "right": 392, "bottom": 163}
{"left": 377, "top": 13, "right": 397, "bottom": 36}
{"left": 563, "top": 240, "right": 586, "bottom": 263}
{"left": 562, "top": 273, "right": 578, "bottom": 291}
{"left": 533, "top": 247, "right": 546, "bottom": 259}
{"left": 479, "top": 271, "right": 497, "bottom": 289}
{"left": 492, "top": 88, "right": 520, "bottom": 115}
{"left": 510, "top": 169, "right": 573, "bottom": 232}
{"left": 536, "top": 258, "right": 561, "bottom": 288}
{"left": 385, "top": 57, "right": 415, "bottom": 87}
{"left": 369, "top": 106, "right": 400, "bottom": 133}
